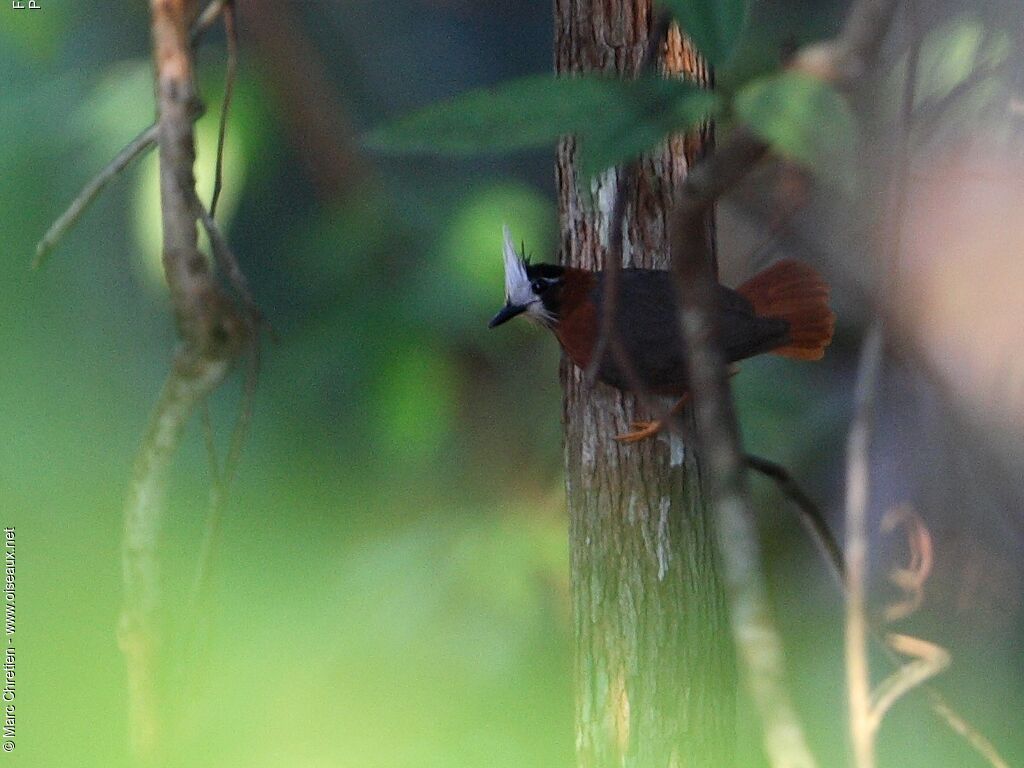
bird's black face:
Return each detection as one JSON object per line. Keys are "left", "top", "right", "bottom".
{"left": 489, "top": 263, "right": 566, "bottom": 328}
{"left": 525, "top": 263, "right": 567, "bottom": 319}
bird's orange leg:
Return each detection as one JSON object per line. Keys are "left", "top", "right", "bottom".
{"left": 613, "top": 366, "right": 740, "bottom": 444}
{"left": 613, "top": 392, "right": 691, "bottom": 444}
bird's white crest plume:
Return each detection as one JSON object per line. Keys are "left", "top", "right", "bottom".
{"left": 502, "top": 224, "right": 533, "bottom": 307}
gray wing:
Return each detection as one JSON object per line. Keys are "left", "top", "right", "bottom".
{"left": 591, "top": 269, "right": 787, "bottom": 392}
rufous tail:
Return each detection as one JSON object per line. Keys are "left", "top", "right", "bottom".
{"left": 736, "top": 260, "right": 836, "bottom": 361}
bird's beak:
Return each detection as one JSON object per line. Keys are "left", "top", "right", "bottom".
{"left": 488, "top": 302, "right": 526, "bottom": 328}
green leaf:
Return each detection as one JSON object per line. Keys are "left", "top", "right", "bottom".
{"left": 734, "top": 72, "right": 856, "bottom": 189}
{"left": 577, "top": 85, "right": 718, "bottom": 180}
{"left": 365, "top": 74, "right": 716, "bottom": 172}
{"left": 366, "top": 75, "right": 618, "bottom": 154}
{"left": 911, "top": 16, "right": 1010, "bottom": 109}
{"left": 658, "top": 0, "right": 749, "bottom": 68}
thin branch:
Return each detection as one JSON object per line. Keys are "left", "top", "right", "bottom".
{"left": 844, "top": 323, "right": 885, "bottom": 768}
{"left": 179, "top": 12, "right": 261, "bottom": 714}
{"left": 188, "top": 0, "right": 262, "bottom": 643}
{"left": 876, "top": 499, "right": 1007, "bottom": 766}
{"left": 925, "top": 695, "right": 1011, "bottom": 768}
{"left": 194, "top": 0, "right": 262, "bottom": 614}
{"left": 881, "top": 1, "right": 922, "bottom": 297}
{"left": 200, "top": 402, "right": 222, "bottom": 486}
{"left": 187, "top": 19, "right": 263, "bottom": 672}
{"left": 33, "top": 125, "right": 158, "bottom": 268}
{"left": 209, "top": 0, "right": 237, "bottom": 219}
{"left": 869, "top": 634, "right": 950, "bottom": 732}
{"left": 192, "top": 0, "right": 228, "bottom": 36}
{"left": 744, "top": 453, "right": 845, "bottom": 587}
{"left": 189, "top": 346, "right": 259, "bottom": 613}
{"left": 199, "top": 207, "right": 261, "bottom": 320}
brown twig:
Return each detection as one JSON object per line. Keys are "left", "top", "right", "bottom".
{"left": 192, "top": 0, "right": 228, "bottom": 40}
{"left": 33, "top": 125, "right": 159, "bottom": 268}
{"left": 870, "top": 500, "right": 1007, "bottom": 765}
{"left": 209, "top": 0, "right": 236, "bottom": 218}
{"left": 190, "top": 239, "right": 261, "bottom": 623}
{"left": 179, "top": 16, "right": 261, "bottom": 718}
{"left": 860, "top": 511, "right": 948, "bottom": 738}
{"left": 191, "top": 0, "right": 263, "bottom": 620}
{"left": 185, "top": 4, "right": 263, "bottom": 682}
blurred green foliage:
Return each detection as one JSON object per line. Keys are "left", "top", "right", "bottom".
{"left": 734, "top": 71, "right": 857, "bottom": 191}
{"left": 912, "top": 16, "right": 1011, "bottom": 109}
{"left": 0, "top": 3, "right": 67, "bottom": 61}
{"left": 880, "top": 15, "right": 1015, "bottom": 149}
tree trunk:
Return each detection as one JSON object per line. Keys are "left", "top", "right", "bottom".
{"left": 555, "top": 2, "right": 736, "bottom": 766}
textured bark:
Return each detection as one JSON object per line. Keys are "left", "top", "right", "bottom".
{"left": 556, "top": 2, "right": 735, "bottom": 766}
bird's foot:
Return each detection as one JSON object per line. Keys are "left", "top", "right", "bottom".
{"left": 613, "top": 419, "right": 665, "bottom": 444}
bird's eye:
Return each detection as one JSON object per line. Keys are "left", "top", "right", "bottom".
{"left": 531, "top": 279, "right": 546, "bottom": 294}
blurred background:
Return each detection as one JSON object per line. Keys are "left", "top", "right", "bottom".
{"left": 2, "top": 1, "right": 1023, "bottom": 766}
